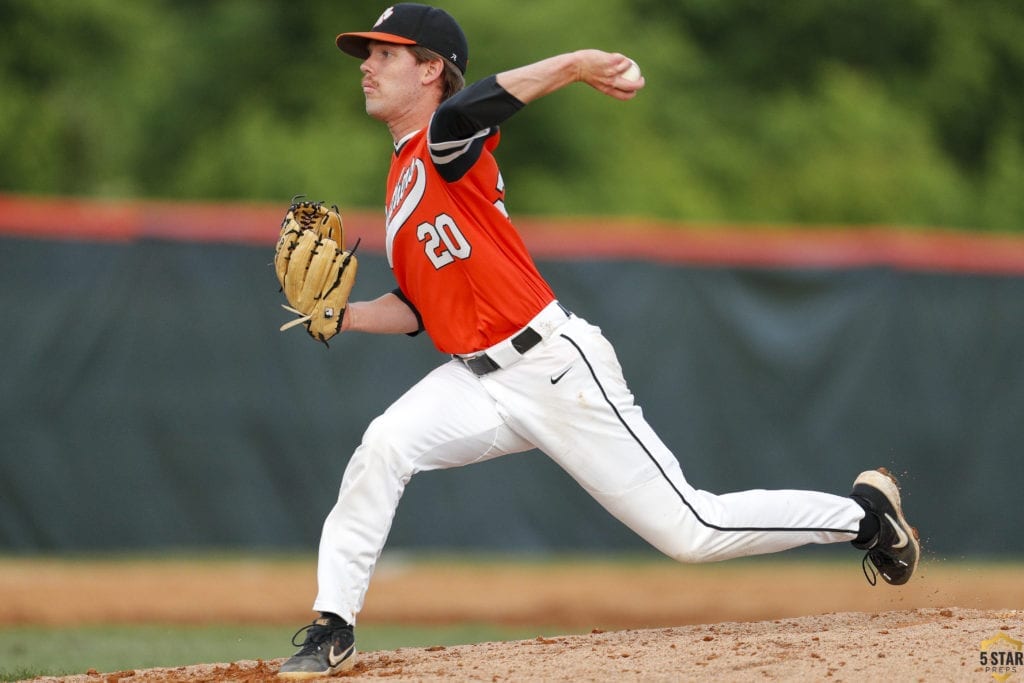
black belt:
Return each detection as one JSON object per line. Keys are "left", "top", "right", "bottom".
{"left": 459, "top": 303, "right": 571, "bottom": 376}
{"left": 462, "top": 327, "right": 542, "bottom": 376}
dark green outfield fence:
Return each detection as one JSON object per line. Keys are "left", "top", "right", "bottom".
{"left": 1, "top": 204, "right": 1023, "bottom": 558}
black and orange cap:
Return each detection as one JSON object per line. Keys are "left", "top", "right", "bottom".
{"left": 336, "top": 4, "right": 468, "bottom": 75}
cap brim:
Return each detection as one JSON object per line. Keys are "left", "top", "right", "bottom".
{"left": 336, "top": 31, "right": 417, "bottom": 59}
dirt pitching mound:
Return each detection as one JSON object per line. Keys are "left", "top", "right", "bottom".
{"left": 27, "top": 608, "right": 1021, "bottom": 682}
{"left": 7, "top": 557, "right": 1023, "bottom": 682}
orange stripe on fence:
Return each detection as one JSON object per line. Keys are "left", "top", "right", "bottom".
{"left": 516, "top": 217, "right": 1024, "bottom": 275}
{"left": 2, "top": 193, "right": 1023, "bottom": 275}
{"left": 0, "top": 194, "right": 386, "bottom": 250}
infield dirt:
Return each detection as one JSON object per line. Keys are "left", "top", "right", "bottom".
{"left": 5, "top": 555, "right": 1022, "bottom": 682}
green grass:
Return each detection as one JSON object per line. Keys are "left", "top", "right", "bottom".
{"left": 0, "top": 622, "right": 570, "bottom": 681}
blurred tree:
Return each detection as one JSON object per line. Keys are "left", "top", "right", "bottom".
{"left": 0, "top": 0, "right": 1021, "bottom": 231}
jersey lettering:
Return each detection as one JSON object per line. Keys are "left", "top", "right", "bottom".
{"left": 385, "top": 157, "right": 427, "bottom": 267}
{"left": 493, "top": 173, "right": 509, "bottom": 218}
{"left": 417, "top": 214, "right": 472, "bottom": 269}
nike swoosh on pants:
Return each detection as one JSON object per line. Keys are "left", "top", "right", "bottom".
{"left": 550, "top": 367, "right": 571, "bottom": 384}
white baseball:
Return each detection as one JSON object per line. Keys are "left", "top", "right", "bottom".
{"left": 622, "top": 59, "right": 642, "bottom": 82}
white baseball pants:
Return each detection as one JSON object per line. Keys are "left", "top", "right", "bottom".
{"left": 314, "top": 306, "right": 864, "bottom": 624}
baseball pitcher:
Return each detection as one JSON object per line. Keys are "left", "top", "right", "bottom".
{"left": 275, "top": 4, "right": 920, "bottom": 677}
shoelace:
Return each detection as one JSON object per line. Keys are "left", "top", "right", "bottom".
{"left": 862, "top": 546, "right": 911, "bottom": 586}
{"left": 861, "top": 553, "right": 879, "bottom": 586}
{"left": 859, "top": 508, "right": 898, "bottom": 586}
{"left": 290, "top": 621, "right": 330, "bottom": 654}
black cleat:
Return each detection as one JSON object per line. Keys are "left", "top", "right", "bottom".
{"left": 278, "top": 615, "right": 356, "bottom": 679}
{"left": 850, "top": 468, "right": 920, "bottom": 586}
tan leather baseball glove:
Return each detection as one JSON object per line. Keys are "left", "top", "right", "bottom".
{"left": 274, "top": 197, "right": 359, "bottom": 345}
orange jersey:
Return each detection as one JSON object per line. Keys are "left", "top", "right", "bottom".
{"left": 384, "top": 127, "right": 555, "bottom": 355}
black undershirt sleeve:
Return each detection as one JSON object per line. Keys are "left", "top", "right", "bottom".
{"left": 428, "top": 75, "right": 525, "bottom": 182}
{"left": 432, "top": 75, "right": 525, "bottom": 139}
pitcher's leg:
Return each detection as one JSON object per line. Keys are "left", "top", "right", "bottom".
{"left": 497, "top": 319, "right": 864, "bottom": 564}
{"left": 314, "top": 361, "right": 531, "bottom": 623}
{"left": 599, "top": 458, "right": 864, "bottom": 562}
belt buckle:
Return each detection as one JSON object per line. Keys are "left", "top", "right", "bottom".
{"left": 511, "top": 327, "right": 542, "bottom": 354}
{"left": 463, "top": 353, "right": 500, "bottom": 376}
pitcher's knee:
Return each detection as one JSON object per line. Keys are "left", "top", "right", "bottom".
{"left": 661, "top": 529, "right": 728, "bottom": 564}
{"left": 355, "top": 415, "right": 417, "bottom": 479}
{"left": 667, "top": 544, "right": 713, "bottom": 565}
